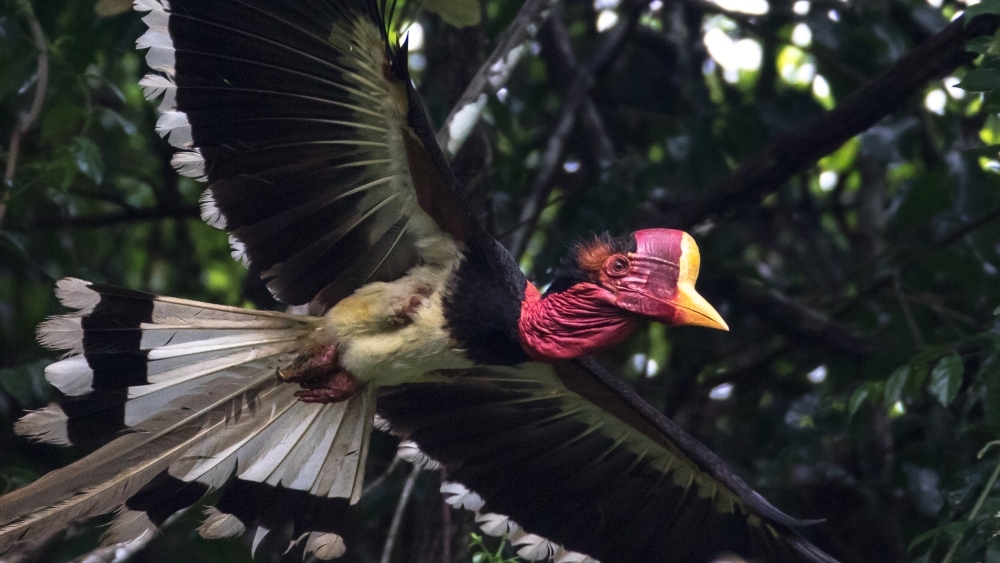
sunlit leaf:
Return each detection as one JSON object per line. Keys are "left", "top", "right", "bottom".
{"left": 818, "top": 137, "right": 859, "bottom": 172}
{"left": 885, "top": 365, "right": 909, "bottom": 407}
{"left": 849, "top": 382, "right": 872, "bottom": 419}
{"left": 94, "top": 0, "right": 133, "bottom": 17}
{"left": 424, "top": 0, "right": 481, "bottom": 27}
{"left": 929, "top": 354, "right": 964, "bottom": 407}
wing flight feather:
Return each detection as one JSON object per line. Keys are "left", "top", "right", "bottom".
{"left": 377, "top": 361, "right": 841, "bottom": 563}
{"left": 136, "top": 0, "right": 475, "bottom": 310}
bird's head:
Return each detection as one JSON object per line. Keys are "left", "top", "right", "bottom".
{"left": 518, "top": 229, "right": 728, "bottom": 361}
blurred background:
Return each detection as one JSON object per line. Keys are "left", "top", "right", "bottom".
{"left": 1, "top": 0, "right": 1000, "bottom": 561}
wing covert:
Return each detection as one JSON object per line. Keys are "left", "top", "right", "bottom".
{"left": 136, "top": 0, "right": 474, "bottom": 309}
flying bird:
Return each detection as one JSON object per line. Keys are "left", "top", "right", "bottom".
{"left": 0, "top": 1, "right": 839, "bottom": 562}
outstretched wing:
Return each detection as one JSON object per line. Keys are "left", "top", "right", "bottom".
{"left": 377, "top": 358, "right": 841, "bottom": 563}
{"left": 137, "top": 0, "right": 476, "bottom": 310}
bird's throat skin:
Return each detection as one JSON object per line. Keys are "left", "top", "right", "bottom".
{"left": 518, "top": 282, "right": 639, "bottom": 361}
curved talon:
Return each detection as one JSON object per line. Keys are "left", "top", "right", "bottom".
{"left": 278, "top": 343, "right": 361, "bottom": 404}
{"left": 294, "top": 369, "right": 362, "bottom": 404}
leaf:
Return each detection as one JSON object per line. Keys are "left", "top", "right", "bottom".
{"left": 892, "top": 169, "right": 950, "bottom": 230}
{"left": 908, "top": 347, "right": 948, "bottom": 397}
{"left": 94, "top": 0, "right": 132, "bottom": 17}
{"left": 849, "top": 383, "right": 872, "bottom": 419}
{"left": 929, "top": 354, "right": 964, "bottom": 407}
{"left": 0, "top": 360, "right": 49, "bottom": 404}
{"left": 907, "top": 526, "right": 940, "bottom": 551}
{"left": 957, "top": 68, "right": 1000, "bottom": 92}
{"left": 968, "top": 36, "right": 995, "bottom": 55}
{"left": 69, "top": 136, "right": 104, "bottom": 184}
{"left": 884, "top": 365, "right": 909, "bottom": 407}
{"left": 965, "top": 0, "right": 1000, "bottom": 22}
{"left": 424, "top": 0, "right": 481, "bottom": 27}
{"left": 0, "top": 231, "right": 28, "bottom": 256}
{"left": 818, "top": 137, "right": 860, "bottom": 173}
{"left": 964, "top": 144, "right": 1000, "bottom": 159}
{"left": 943, "top": 520, "right": 975, "bottom": 543}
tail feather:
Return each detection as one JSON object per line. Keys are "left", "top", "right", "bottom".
{"left": 0, "top": 372, "right": 278, "bottom": 547}
{"left": 1, "top": 279, "right": 375, "bottom": 560}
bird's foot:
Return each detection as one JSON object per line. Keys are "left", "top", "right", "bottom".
{"left": 293, "top": 369, "right": 362, "bottom": 403}
{"left": 278, "top": 343, "right": 361, "bottom": 404}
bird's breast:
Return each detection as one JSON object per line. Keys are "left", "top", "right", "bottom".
{"left": 321, "top": 261, "right": 473, "bottom": 387}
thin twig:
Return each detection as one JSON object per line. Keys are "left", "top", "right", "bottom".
{"left": 441, "top": 494, "right": 452, "bottom": 563}
{"left": 363, "top": 453, "right": 403, "bottom": 497}
{"left": 435, "top": 0, "right": 556, "bottom": 159}
{"left": 936, "top": 205, "right": 1000, "bottom": 247}
{"left": 892, "top": 269, "right": 924, "bottom": 349}
{"left": 1, "top": 0, "right": 48, "bottom": 229}
{"left": 940, "top": 441, "right": 1000, "bottom": 563}
{"left": 509, "top": 5, "right": 641, "bottom": 259}
{"left": 737, "top": 280, "right": 876, "bottom": 357}
{"left": 830, "top": 203, "right": 1000, "bottom": 319}
{"left": 538, "top": 13, "right": 615, "bottom": 168}
{"left": 380, "top": 464, "right": 420, "bottom": 563}
{"left": 71, "top": 531, "right": 156, "bottom": 563}
{"left": 20, "top": 204, "right": 200, "bottom": 230}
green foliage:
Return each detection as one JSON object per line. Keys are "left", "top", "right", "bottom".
{"left": 468, "top": 534, "right": 521, "bottom": 563}
{"left": 423, "top": 0, "right": 481, "bottom": 28}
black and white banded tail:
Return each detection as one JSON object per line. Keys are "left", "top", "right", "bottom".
{"left": 0, "top": 279, "right": 374, "bottom": 560}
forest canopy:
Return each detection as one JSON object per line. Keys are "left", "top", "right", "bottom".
{"left": 1, "top": 0, "right": 1000, "bottom": 561}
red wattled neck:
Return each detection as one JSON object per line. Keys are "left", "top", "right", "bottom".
{"left": 518, "top": 281, "right": 639, "bottom": 362}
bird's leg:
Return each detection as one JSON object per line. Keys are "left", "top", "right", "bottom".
{"left": 278, "top": 343, "right": 362, "bottom": 404}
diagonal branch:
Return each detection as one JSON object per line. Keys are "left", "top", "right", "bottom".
{"left": 658, "top": 13, "right": 1000, "bottom": 231}
{"left": 19, "top": 204, "right": 200, "bottom": 230}
{"left": 379, "top": 464, "right": 420, "bottom": 563}
{"left": 435, "top": 0, "right": 556, "bottom": 159}
{"left": 509, "top": 6, "right": 642, "bottom": 259}
{"left": 538, "top": 11, "right": 616, "bottom": 168}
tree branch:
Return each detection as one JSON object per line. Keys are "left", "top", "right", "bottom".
{"left": 70, "top": 531, "right": 156, "bottom": 563}
{"left": 1, "top": 0, "right": 48, "bottom": 229}
{"left": 538, "top": 13, "right": 615, "bottom": 169}
{"left": 19, "top": 204, "right": 200, "bottom": 230}
{"left": 658, "top": 13, "right": 1000, "bottom": 230}
{"left": 509, "top": 5, "right": 641, "bottom": 259}
{"left": 738, "top": 280, "right": 877, "bottom": 358}
{"left": 379, "top": 464, "right": 420, "bottom": 563}
{"left": 435, "top": 0, "right": 556, "bottom": 159}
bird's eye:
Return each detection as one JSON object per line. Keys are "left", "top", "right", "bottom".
{"left": 605, "top": 256, "right": 629, "bottom": 276}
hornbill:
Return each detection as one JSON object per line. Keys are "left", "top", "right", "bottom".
{"left": 0, "top": 1, "right": 839, "bottom": 562}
